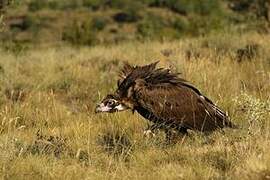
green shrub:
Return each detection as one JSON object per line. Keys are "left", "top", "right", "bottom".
{"left": 111, "top": 0, "right": 143, "bottom": 23}
{"left": 92, "top": 17, "right": 107, "bottom": 31}
{"left": 19, "top": 15, "right": 46, "bottom": 36}
{"left": 166, "top": 0, "right": 190, "bottom": 15}
{"left": 21, "top": 16, "right": 38, "bottom": 30}
{"left": 28, "top": 0, "right": 47, "bottom": 12}
{"left": 137, "top": 13, "right": 182, "bottom": 40}
{"left": 62, "top": 20, "right": 97, "bottom": 46}
{"left": 47, "top": 1, "right": 62, "bottom": 10}
{"left": 58, "top": 0, "right": 81, "bottom": 10}
{"left": 137, "top": 14, "right": 164, "bottom": 38}
{"left": 234, "top": 92, "right": 270, "bottom": 135}
{"left": 28, "top": 0, "right": 82, "bottom": 11}
{"left": 107, "top": 0, "right": 137, "bottom": 9}
{"left": 8, "top": 15, "right": 42, "bottom": 32}
{"left": 229, "top": 0, "right": 270, "bottom": 21}
{"left": 193, "top": 0, "right": 222, "bottom": 15}
{"left": 83, "top": 0, "right": 146, "bottom": 10}
{"left": 187, "top": 15, "right": 225, "bottom": 36}
{"left": 176, "top": 0, "right": 223, "bottom": 16}
{"left": 137, "top": 0, "right": 157, "bottom": 5}
{"left": 113, "top": 10, "right": 141, "bottom": 23}
{"left": 82, "top": 0, "right": 105, "bottom": 10}
{"left": 147, "top": 0, "right": 223, "bottom": 16}
{"left": 173, "top": 17, "right": 189, "bottom": 32}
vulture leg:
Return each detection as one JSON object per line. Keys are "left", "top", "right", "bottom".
{"left": 143, "top": 129, "right": 156, "bottom": 138}
{"left": 143, "top": 123, "right": 160, "bottom": 138}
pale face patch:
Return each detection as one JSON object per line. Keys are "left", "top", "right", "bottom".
{"left": 95, "top": 97, "right": 129, "bottom": 113}
{"left": 95, "top": 103, "right": 112, "bottom": 113}
{"left": 114, "top": 104, "right": 126, "bottom": 111}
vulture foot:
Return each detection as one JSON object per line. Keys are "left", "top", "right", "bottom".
{"left": 143, "top": 130, "right": 156, "bottom": 138}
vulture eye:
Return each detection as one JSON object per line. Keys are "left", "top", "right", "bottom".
{"left": 107, "top": 100, "right": 115, "bottom": 106}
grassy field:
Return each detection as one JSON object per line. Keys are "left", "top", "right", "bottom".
{"left": 0, "top": 32, "right": 269, "bottom": 179}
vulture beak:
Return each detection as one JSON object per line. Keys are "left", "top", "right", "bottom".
{"left": 95, "top": 103, "right": 109, "bottom": 113}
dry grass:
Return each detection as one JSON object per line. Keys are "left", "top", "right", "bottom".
{"left": 0, "top": 32, "right": 270, "bottom": 180}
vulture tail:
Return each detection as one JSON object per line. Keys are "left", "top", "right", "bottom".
{"left": 209, "top": 103, "right": 238, "bottom": 129}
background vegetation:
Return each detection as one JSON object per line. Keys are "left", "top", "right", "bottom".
{"left": 0, "top": 0, "right": 270, "bottom": 179}
{"left": 1, "top": 0, "right": 270, "bottom": 46}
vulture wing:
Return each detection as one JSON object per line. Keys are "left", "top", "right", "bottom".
{"left": 118, "top": 62, "right": 134, "bottom": 87}
{"left": 133, "top": 82, "right": 234, "bottom": 132}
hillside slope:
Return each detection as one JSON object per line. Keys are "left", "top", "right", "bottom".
{"left": 1, "top": 0, "right": 269, "bottom": 46}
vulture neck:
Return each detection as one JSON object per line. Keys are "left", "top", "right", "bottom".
{"left": 135, "top": 106, "right": 158, "bottom": 123}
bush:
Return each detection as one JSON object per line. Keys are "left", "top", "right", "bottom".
{"left": 234, "top": 92, "right": 270, "bottom": 135}
{"left": 28, "top": 0, "right": 47, "bottom": 12}
{"left": 173, "top": 17, "right": 189, "bottom": 32}
{"left": 7, "top": 15, "right": 46, "bottom": 38}
{"left": 47, "top": 1, "right": 62, "bottom": 10}
{"left": 166, "top": 0, "right": 190, "bottom": 15}
{"left": 111, "top": 1, "right": 143, "bottom": 23}
{"left": 191, "top": 0, "right": 222, "bottom": 16}
{"left": 21, "top": 15, "right": 40, "bottom": 31}
{"left": 92, "top": 17, "right": 107, "bottom": 30}
{"left": 137, "top": 14, "right": 164, "bottom": 38}
{"left": 8, "top": 15, "right": 45, "bottom": 33}
{"left": 82, "top": 0, "right": 105, "bottom": 10}
{"left": 28, "top": 0, "right": 82, "bottom": 11}
{"left": 137, "top": 12, "right": 183, "bottom": 39}
{"left": 113, "top": 11, "right": 141, "bottom": 23}
{"left": 58, "top": 0, "right": 81, "bottom": 10}
{"left": 148, "top": 0, "right": 223, "bottom": 16}
{"left": 62, "top": 20, "right": 97, "bottom": 46}
{"left": 106, "top": 0, "right": 142, "bottom": 9}
{"left": 229, "top": 0, "right": 270, "bottom": 21}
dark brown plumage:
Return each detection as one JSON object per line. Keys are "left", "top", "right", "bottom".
{"left": 95, "top": 62, "right": 236, "bottom": 136}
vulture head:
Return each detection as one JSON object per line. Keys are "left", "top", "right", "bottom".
{"left": 95, "top": 94, "right": 129, "bottom": 113}
{"left": 95, "top": 61, "right": 236, "bottom": 136}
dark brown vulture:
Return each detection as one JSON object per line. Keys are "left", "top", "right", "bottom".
{"left": 95, "top": 62, "right": 236, "bottom": 138}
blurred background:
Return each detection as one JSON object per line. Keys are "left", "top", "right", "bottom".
{"left": 0, "top": 0, "right": 269, "bottom": 48}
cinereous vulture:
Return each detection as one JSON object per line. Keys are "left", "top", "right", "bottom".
{"left": 95, "top": 62, "right": 236, "bottom": 138}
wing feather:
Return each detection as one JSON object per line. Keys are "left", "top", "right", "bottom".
{"left": 134, "top": 83, "right": 232, "bottom": 131}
